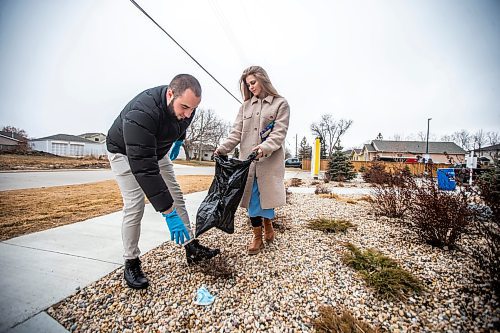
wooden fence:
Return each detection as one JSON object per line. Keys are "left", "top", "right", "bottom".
{"left": 300, "top": 159, "right": 450, "bottom": 177}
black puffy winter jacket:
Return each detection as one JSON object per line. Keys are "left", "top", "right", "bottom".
{"left": 106, "top": 85, "right": 194, "bottom": 212}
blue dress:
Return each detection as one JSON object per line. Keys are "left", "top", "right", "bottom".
{"left": 248, "top": 177, "right": 275, "bottom": 218}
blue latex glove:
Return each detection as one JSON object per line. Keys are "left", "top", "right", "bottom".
{"left": 163, "top": 208, "right": 191, "bottom": 245}
{"left": 169, "top": 140, "right": 183, "bottom": 161}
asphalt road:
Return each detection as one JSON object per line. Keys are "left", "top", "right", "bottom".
{"left": 0, "top": 165, "right": 215, "bottom": 191}
{"left": 0, "top": 165, "right": 310, "bottom": 191}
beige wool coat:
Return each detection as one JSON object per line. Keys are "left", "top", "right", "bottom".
{"left": 217, "top": 95, "right": 290, "bottom": 209}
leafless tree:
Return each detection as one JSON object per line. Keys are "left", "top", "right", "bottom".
{"left": 441, "top": 134, "right": 453, "bottom": 142}
{"left": 1, "top": 125, "right": 29, "bottom": 151}
{"left": 2, "top": 125, "right": 28, "bottom": 139}
{"left": 417, "top": 131, "right": 427, "bottom": 141}
{"left": 473, "top": 129, "right": 487, "bottom": 152}
{"left": 184, "top": 109, "right": 230, "bottom": 159}
{"left": 451, "top": 129, "right": 472, "bottom": 150}
{"left": 310, "top": 114, "right": 352, "bottom": 157}
{"left": 486, "top": 131, "right": 500, "bottom": 146}
{"left": 392, "top": 133, "right": 403, "bottom": 141}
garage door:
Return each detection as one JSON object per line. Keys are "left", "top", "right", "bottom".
{"left": 69, "top": 144, "right": 84, "bottom": 157}
{"left": 51, "top": 142, "right": 68, "bottom": 156}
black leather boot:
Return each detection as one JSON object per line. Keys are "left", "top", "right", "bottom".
{"left": 185, "top": 239, "right": 221, "bottom": 265}
{"left": 124, "top": 258, "right": 149, "bottom": 289}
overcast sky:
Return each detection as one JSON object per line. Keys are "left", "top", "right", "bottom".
{"left": 0, "top": 0, "right": 499, "bottom": 150}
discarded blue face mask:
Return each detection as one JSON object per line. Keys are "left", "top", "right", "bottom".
{"left": 194, "top": 286, "right": 215, "bottom": 306}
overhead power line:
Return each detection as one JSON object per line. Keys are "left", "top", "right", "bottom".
{"left": 128, "top": 0, "right": 242, "bottom": 105}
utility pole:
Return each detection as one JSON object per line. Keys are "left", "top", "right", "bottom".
{"left": 425, "top": 118, "right": 432, "bottom": 163}
{"left": 198, "top": 111, "right": 204, "bottom": 161}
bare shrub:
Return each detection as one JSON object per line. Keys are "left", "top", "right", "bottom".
{"left": 371, "top": 167, "right": 415, "bottom": 219}
{"left": 372, "top": 184, "right": 413, "bottom": 219}
{"left": 315, "top": 184, "right": 330, "bottom": 195}
{"left": 407, "top": 177, "right": 474, "bottom": 249}
{"left": 469, "top": 163, "right": 500, "bottom": 295}
{"left": 290, "top": 178, "right": 303, "bottom": 187}
{"left": 190, "top": 255, "right": 237, "bottom": 280}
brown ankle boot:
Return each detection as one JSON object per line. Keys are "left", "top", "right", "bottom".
{"left": 263, "top": 218, "right": 275, "bottom": 243}
{"left": 248, "top": 226, "right": 264, "bottom": 255}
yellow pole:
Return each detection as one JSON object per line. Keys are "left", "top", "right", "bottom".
{"left": 313, "top": 137, "right": 321, "bottom": 179}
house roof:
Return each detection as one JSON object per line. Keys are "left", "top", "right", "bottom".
{"left": 346, "top": 148, "right": 362, "bottom": 155}
{"left": 371, "top": 140, "right": 466, "bottom": 154}
{"left": 480, "top": 143, "right": 500, "bottom": 151}
{"left": 364, "top": 143, "right": 376, "bottom": 152}
{"left": 31, "top": 134, "right": 98, "bottom": 144}
{"left": 0, "top": 131, "right": 26, "bottom": 142}
{"left": 79, "top": 132, "right": 106, "bottom": 137}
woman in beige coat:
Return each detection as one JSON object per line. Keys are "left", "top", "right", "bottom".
{"left": 215, "top": 66, "right": 290, "bottom": 255}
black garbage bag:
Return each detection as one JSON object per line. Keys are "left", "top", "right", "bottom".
{"left": 195, "top": 152, "right": 257, "bottom": 238}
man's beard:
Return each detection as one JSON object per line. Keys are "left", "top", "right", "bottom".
{"left": 167, "top": 98, "right": 181, "bottom": 120}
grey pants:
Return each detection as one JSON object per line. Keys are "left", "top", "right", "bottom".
{"left": 107, "top": 151, "right": 193, "bottom": 260}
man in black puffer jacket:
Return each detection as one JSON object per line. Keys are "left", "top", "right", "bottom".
{"left": 107, "top": 74, "right": 219, "bottom": 289}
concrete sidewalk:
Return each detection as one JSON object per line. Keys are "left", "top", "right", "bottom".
{"left": 0, "top": 190, "right": 208, "bottom": 333}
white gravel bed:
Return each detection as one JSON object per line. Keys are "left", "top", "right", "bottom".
{"left": 48, "top": 193, "right": 499, "bottom": 332}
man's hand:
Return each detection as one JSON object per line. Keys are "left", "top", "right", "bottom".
{"left": 169, "top": 140, "right": 183, "bottom": 161}
{"left": 162, "top": 209, "right": 191, "bottom": 245}
{"left": 252, "top": 146, "right": 264, "bottom": 159}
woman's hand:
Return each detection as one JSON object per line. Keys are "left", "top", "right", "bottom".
{"left": 252, "top": 146, "right": 264, "bottom": 159}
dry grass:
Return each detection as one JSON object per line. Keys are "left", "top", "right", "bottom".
{"left": 172, "top": 160, "right": 215, "bottom": 167}
{"left": 0, "top": 175, "right": 214, "bottom": 241}
{"left": 318, "top": 193, "right": 341, "bottom": 200}
{"left": 307, "top": 217, "right": 355, "bottom": 233}
{"left": 357, "top": 195, "right": 374, "bottom": 203}
{"left": 0, "top": 153, "right": 109, "bottom": 170}
{"left": 312, "top": 306, "right": 379, "bottom": 333}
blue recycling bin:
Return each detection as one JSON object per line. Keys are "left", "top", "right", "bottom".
{"left": 437, "top": 168, "right": 456, "bottom": 191}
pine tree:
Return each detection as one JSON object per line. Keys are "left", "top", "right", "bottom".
{"left": 327, "top": 148, "right": 356, "bottom": 181}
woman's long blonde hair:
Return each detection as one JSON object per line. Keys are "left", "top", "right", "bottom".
{"left": 240, "top": 66, "right": 280, "bottom": 101}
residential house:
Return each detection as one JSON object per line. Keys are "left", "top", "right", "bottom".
{"left": 29, "top": 134, "right": 107, "bottom": 157}
{"left": 0, "top": 131, "right": 27, "bottom": 152}
{"left": 348, "top": 148, "right": 363, "bottom": 161}
{"left": 190, "top": 143, "right": 216, "bottom": 161}
{"left": 79, "top": 132, "right": 107, "bottom": 143}
{"left": 360, "top": 140, "right": 466, "bottom": 164}
{"left": 473, "top": 143, "right": 500, "bottom": 164}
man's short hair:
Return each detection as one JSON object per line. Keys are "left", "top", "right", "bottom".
{"left": 169, "top": 74, "right": 202, "bottom": 98}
